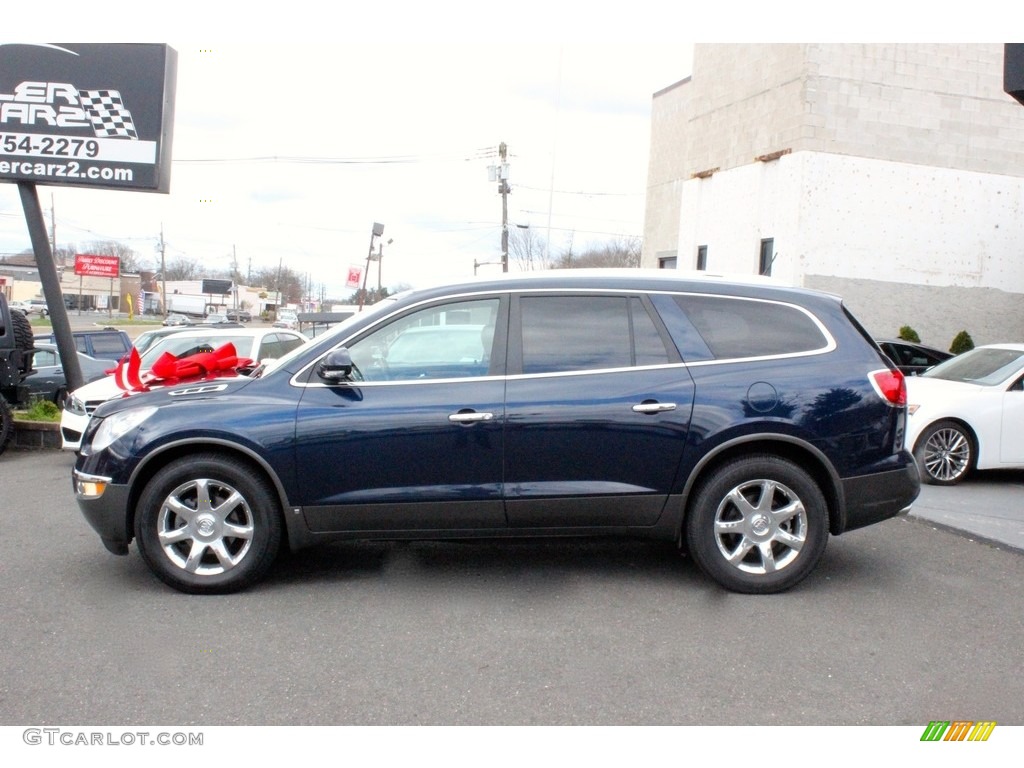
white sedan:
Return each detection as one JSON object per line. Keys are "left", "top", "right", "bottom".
{"left": 905, "top": 343, "right": 1024, "bottom": 485}
{"left": 61, "top": 327, "right": 308, "bottom": 450}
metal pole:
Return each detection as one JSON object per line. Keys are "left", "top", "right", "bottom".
{"left": 17, "top": 182, "right": 84, "bottom": 392}
{"left": 499, "top": 142, "right": 509, "bottom": 273}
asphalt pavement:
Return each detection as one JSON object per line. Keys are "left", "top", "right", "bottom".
{"left": 1, "top": 449, "right": 1022, "bottom": 730}
{"left": 908, "top": 468, "right": 1024, "bottom": 552}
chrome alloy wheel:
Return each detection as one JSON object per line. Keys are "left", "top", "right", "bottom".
{"left": 157, "top": 477, "right": 255, "bottom": 576}
{"left": 920, "top": 425, "right": 971, "bottom": 484}
{"left": 713, "top": 478, "right": 808, "bottom": 575}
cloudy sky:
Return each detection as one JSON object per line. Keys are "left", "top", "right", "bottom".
{"left": 0, "top": 5, "right": 700, "bottom": 298}
{"left": 0, "top": 3, "right": 991, "bottom": 299}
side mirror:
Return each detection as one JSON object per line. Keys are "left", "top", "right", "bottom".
{"left": 317, "top": 348, "right": 355, "bottom": 382}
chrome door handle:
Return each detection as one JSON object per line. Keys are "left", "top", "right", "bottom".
{"left": 448, "top": 411, "right": 494, "bottom": 424}
{"left": 632, "top": 402, "right": 677, "bottom": 414}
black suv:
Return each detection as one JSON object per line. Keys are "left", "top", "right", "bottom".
{"left": 73, "top": 271, "right": 919, "bottom": 594}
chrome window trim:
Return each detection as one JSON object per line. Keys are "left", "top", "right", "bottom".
{"left": 289, "top": 287, "right": 837, "bottom": 388}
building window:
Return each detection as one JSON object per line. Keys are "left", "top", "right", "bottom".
{"left": 696, "top": 245, "right": 708, "bottom": 271}
{"left": 759, "top": 238, "right": 774, "bottom": 276}
{"left": 657, "top": 256, "right": 677, "bottom": 269}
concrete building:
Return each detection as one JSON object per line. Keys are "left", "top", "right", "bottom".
{"left": 641, "top": 43, "right": 1024, "bottom": 349}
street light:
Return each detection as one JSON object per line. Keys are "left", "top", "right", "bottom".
{"left": 359, "top": 222, "right": 384, "bottom": 311}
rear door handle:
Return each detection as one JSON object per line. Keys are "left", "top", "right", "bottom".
{"left": 632, "top": 402, "right": 676, "bottom": 414}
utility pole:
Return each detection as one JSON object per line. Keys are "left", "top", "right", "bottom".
{"left": 488, "top": 143, "right": 510, "bottom": 272}
{"left": 159, "top": 224, "right": 167, "bottom": 317}
{"left": 49, "top": 193, "right": 57, "bottom": 269}
{"left": 499, "top": 142, "right": 509, "bottom": 272}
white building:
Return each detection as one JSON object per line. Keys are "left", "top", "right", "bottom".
{"left": 641, "top": 43, "right": 1024, "bottom": 348}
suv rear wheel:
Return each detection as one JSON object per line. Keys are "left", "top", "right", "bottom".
{"left": 686, "top": 455, "right": 828, "bottom": 594}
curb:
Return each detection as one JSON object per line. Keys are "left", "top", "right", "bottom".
{"left": 11, "top": 420, "right": 61, "bottom": 450}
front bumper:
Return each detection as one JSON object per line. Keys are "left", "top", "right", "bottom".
{"left": 73, "top": 469, "right": 131, "bottom": 555}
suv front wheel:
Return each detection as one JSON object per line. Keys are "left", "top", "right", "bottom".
{"left": 134, "top": 454, "right": 282, "bottom": 594}
{"left": 686, "top": 455, "right": 828, "bottom": 594}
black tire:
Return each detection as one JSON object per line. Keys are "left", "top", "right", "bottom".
{"left": 10, "top": 309, "right": 34, "bottom": 375}
{"left": 685, "top": 454, "right": 829, "bottom": 594}
{"left": 53, "top": 387, "right": 68, "bottom": 410}
{"left": 0, "top": 397, "right": 13, "bottom": 456}
{"left": 134, "top": 454, "right": 282, "bottom": 594}
{"left": 913, "top": 420, "right": 974, "bottom": 486}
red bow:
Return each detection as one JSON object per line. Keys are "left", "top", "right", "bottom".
{"left": 112, "top": 343, "right": 254, "bottom": 393}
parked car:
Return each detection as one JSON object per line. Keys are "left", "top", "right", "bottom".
{"left": 9, "top": 300, "right": 32, "bottom": 315}
{"left": 162, "top": 313, "right": 192, "bottom": 327}
{"left": 36, "top": 328, "right": 132, "bottom": 360}
{"left": 26, "top": 299, "right": 49, "bottom": 317}
{"left": 905, "top": 343, "right": 1024, "bottom": 485}
{"left": 201, "top": 313, "right": 242, "bottom": 326}
{"left": 62, "top": 327, "right": 309, "bottom": 450}
{"left": 71, "top": 270, "right": 919, "bottom": 595}
{"left": 24, "top": 342, "right": 114, "bottom": 408}
{"left": 272, "top": 311, "right": 298, "bottom": 330}
{"left": 130, "top": 326, "right": 200, "bottom": 357}
{"left": 225, "top": 309, "right": 252, "bottom": 322}
{"left": 876, "top": 339, "right": 953, "bottom": 376}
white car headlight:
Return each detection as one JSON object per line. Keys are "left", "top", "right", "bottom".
{"left": 89, "top": 406, "right": 158, "bottom": 452}
{"left": 66, "top": 394, "right": 87, "bottom": 416}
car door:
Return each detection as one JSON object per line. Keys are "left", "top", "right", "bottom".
{"left": 1000, "top": 371, "right": 1024, "bottom": 464}
{"left": 293, "top": 295, "right": 509, "bottom": 533}
{"left": 502, "top": 293, "right": 695, "bottom": 528}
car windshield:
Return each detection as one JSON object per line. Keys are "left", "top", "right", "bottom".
{"left": 920, "top": 347, "right": 1024, "bottom": 385}
{"left": 140, "top": 334, "right": 255, "bottom": 368}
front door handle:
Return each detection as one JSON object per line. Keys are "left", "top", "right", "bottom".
{"left": 448, "top": 411, "right": 495, "bottom": 424}
{"left": 632, "top": 401, "right": 677, "bottom": 414}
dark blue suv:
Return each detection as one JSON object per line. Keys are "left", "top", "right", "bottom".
{"left": 73, "top": 270, "right": 919, "bottom": 594}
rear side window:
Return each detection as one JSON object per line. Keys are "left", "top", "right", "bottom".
{"left": 672, "top": 294, "right": 828, "bottom": 359}
{"left": 519, "top": 295, "right": 671, "bottom": 374}
{"left": 89, "top": 334, "right": 130, "bottom": 357}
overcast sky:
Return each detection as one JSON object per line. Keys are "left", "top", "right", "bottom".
{"left": 0, "top": 8, "right": 696, "bottom": 298}
{"left": 0, "top": 4, "right": 999, "bottom": 299}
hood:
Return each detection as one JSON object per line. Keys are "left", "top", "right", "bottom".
{"left": 83, "top": 371, "right": 256, "bottom": 418}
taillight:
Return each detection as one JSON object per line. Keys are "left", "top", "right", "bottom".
{"left": 870, "top": 368, "right": 907, "bottom": 407}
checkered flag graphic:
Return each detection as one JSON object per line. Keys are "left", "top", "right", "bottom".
{"left": 78, "top": 89, "right": 139, "bottom": 139}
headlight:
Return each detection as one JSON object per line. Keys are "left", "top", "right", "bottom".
{"left": 66, "top": 394, "right": 87, "bottom": 416}
{"left": 89, "top": 406, "right": 158, "bottom": 452}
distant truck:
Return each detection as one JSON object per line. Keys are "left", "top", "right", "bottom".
{"left": 165, "top": 294, "right": 224, "bottom": 318}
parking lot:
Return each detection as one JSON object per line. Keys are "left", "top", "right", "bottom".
{"left": 1, "top": 449, "right": 1022, "bottom": 729}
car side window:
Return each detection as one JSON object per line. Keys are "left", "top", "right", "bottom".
{"left": 347, "top": 298, "right": 501, "bottom": 382}
{"left": 518, "top": 295, "right": 671, "bottom": 374}
{"left": 34, "top": 349, "right": 57, "bottom": 366}
{"left": 672, "top": 294, "right": 828, "bottom": 359}
{"left": 90, "top": 335, "right": 130, "bottom": 357}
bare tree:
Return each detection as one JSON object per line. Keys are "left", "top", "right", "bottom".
{"left": 551, "top": 235, "right": 641, "bottom": 269}
{"left": 508, "top": 226, "right": 550, "bottom": 271}
{"left": 164, "top": 254, "right": 201, "bottom": 281}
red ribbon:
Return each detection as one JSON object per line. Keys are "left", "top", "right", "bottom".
{"left": 112, "top": 343, "right": 254, "bottom": 392}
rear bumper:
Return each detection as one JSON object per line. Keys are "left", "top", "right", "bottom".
{"left": 840, "top": 456, "right": 921, "bottom": 533}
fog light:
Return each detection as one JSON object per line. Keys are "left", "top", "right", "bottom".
{"left": 75, "top": 473, "right": 110, "bottom": 499}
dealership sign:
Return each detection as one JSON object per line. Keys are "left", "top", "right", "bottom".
{"left": 74, "top": 253, "right": 119, "bottom": 278}
{"left": 0, "top": 43, "right": 176, "bottom": 192}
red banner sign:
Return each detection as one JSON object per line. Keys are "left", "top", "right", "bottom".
{"left": 74, "top": 253, "right": 120, "bottom": 278}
